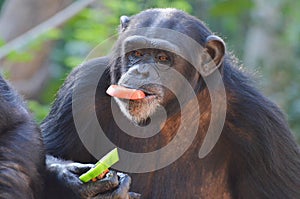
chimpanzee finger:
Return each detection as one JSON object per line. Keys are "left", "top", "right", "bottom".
{"left": 80, "top": 171, "right": 119, "bottom": 197}
{"left": 111, "top": 173, "right": 131, "bottom": 198}
{"left": 66, "top": 162, "right": 95, "bottom": 175}
{"left": 91, "top": 173, "right": 131, "bottom": 199}
{"left": 129, "top": 192, "right": 141, "bottom": 199}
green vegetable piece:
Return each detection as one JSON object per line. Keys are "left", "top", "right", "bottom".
{"left": 79, "top": 148, "right": 119, "bottom": 183}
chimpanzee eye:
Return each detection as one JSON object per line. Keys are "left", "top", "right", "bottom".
{"left": 133, "top": 50, "right": 143, "bottom": 57}
{"left": 156, "top": 52, "right": 171, "bottom": 70}
{"left": 156, "top": 52, "right": 170, "bottom": 64}
{"left": 128, "top": 50, "right": 144, "bottom": 65}
{"left": 158, "top": 55, "right": 168, "bottom": 62}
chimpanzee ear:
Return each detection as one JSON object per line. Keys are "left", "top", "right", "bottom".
{"left": 201, "top": 35, "right": 225, "bottom": 77}
{"left": 120, "top": 16, "right": 130, "bottom": 32}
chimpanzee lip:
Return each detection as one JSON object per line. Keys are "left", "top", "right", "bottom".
{"left": 131, "top": 92, "right": 157, "bottom": 101}
{"left": 114, "top": 84, "right": 162, "bottom": 105}
{"left": 142, "top": 90, "right": 156, "bottom": 97}
{"left": 120, "top": 84, "right": 159, "bottom": 98}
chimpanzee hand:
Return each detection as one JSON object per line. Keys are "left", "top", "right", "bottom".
{"left": 65, "top": 165, "right": 141, "bottom": 199}
{"left": 45, "top": 155, "right": 141, "bottom": 199}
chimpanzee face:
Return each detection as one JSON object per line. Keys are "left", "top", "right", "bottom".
{"left": 110, "top": 9, "right": 225, "bottom": 126}
{"left": 114, "top": 47, "right": 189, "bottom": 125}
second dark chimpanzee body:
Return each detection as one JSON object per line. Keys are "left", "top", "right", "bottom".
{"left": 41, "top": 8, "right": 300, "bottom": 198}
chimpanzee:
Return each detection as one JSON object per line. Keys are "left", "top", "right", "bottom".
{"left": 41, "top": 8, "right": 300, "bottom": 198}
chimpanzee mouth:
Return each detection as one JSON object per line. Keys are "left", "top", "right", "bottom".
{"left": 117, "top": 90, "right": 159, "bottom": 107}
{"left": 140, "top": 90, "right": 158, "bottom": 100}
{"left": 139, "top": 85, "right": 163, "bottom": 99}
{"left": 113, "top": 87, "right": 162, "bottom": 125}
{"left": 118, "top": 85, "right": 160, "bottom": 103}
{"left": 127, "top": 94, "right": 157, "bottom": 105}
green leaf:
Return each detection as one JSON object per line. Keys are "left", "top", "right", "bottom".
{"left": 6, "top": 51, "right": 34, "bottom": 62}
{"left": 210, "top": 0, "right": 253, "bottom": 16}
{"left": 28, "top": 100, "right": 50, "bottom": 123}
{"left": 43, "top": 28, "right": 62, "bottom": 40}
{"left": 64, "top": 56, "right": 83, "bottom": 68}
{"left": 169, "top": 1, "right": 192, "bottom": 13}
{"left": 0, "top": 37, "right": 5, "bottom": 47}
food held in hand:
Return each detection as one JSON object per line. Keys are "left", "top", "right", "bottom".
{"left": 79, "top": 148, "right": 119, "bottom": 183}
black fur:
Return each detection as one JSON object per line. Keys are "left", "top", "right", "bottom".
{"left": 0, "top": 75, "right": 45, "bottom": 199}
{"left": 41, "top": 9, "right": 300, "bottom": 198}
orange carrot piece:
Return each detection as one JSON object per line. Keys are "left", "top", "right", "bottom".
{"left": 97, "top": 169, "right": 109, "bottom": 179}
{"left": 90, "top": 169, "right": 110, "bottom": 182}
{"left": 106, "top": 85, "right": 145, "bottom": 100}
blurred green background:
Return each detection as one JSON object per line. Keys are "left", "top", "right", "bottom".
{"left": 0, "top": 0, "right": 299, "bottom": 142}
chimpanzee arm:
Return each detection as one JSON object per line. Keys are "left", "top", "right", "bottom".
{"left": 41, "top": 57, "right": 111, "bottom": 163}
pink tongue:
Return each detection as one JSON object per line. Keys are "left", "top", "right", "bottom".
{"left": 106, "top": 85, "right": 146, "bottom": 100}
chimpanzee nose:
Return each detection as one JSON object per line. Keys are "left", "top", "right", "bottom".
{"left": 128, "top": 64, "right": 160, "bottom": 80}
{"left": 132, "top": 65, "right": 150, "bottom": 78}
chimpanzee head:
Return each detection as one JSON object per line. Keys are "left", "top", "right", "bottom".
{"left": 109, "top": 9, "right": 225, "bottom": 125}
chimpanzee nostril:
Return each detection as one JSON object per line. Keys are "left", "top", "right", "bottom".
{"left": 132, "top": 65, "right": 150, "bottom": 77}
{"left": 127, "top": 64, "right": 159, "bottom": 80}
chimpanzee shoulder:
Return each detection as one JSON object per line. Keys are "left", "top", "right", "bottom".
{"left": 41, "top": 57, "right": 111, "bottom": 163}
